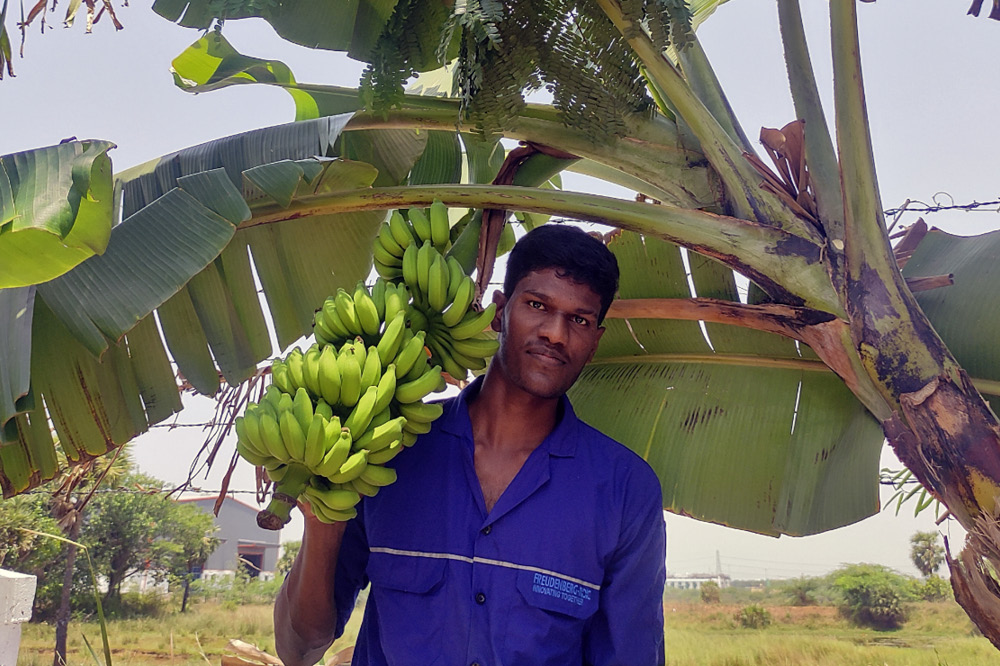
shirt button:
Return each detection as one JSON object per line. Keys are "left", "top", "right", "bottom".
{"left": 481, "top": 525, "right": 491, "bottom": 535}
{"left": 475, "top": 592, "right": 486, "bottom": 605}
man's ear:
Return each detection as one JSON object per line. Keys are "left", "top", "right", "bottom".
{"left": 586, "top": 325, "right": 606, "bottom": 363}
{"left": 491, "top": 291, "right": 507, "bottom": 333}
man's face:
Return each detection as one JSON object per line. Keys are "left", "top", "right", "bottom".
{"left": 490, "top": 267, "right": 606, "bottom": 400}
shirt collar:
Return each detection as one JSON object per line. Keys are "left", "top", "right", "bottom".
{"left": 439, "top": 375, "right": 578, "bottom": 457}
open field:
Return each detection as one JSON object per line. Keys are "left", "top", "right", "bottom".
{"left": 17, "top": 597, "right": 997, "bottom": 665}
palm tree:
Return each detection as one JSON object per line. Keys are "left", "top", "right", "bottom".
{"left": 3, "top": 0, "right": 1000, "bottom": 645}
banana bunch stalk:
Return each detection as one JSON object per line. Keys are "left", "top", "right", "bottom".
{"left": 237, "top": 284, "right": 448, "bottom": 529}
{"left": 370, "top": 200, "right": 501, "bottom": 382}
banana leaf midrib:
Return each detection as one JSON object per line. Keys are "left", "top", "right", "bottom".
{"left": 589, "top": 352, "right": 830, "bottom": 372}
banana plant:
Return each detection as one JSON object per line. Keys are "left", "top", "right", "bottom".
{"left": 4, "top": 0, "right": 1000, "bottom": 645}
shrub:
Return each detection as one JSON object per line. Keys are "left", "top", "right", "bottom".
{"left": 918, "top": 575, "right": 952, "bottom": 601}
{"left": 700, "top": 581, "right": 721, "bottom": 604}
{"left": 734, "top": 604, "right": 771, "bottom": 629}
{"left": 783, "top": 577, "right": 818, "bottom": 606}
{"left": 832, "top": 564, "right": 911, "bottom": 630}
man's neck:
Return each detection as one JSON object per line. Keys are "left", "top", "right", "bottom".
{"left": 467, "top": 369, "right": 561, "bottom": 455}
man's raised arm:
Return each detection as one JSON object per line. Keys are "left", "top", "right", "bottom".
{"left": 274, "top": 514, "right": 348, "bottom": 666}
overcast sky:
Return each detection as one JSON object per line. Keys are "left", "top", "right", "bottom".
{"left": 4, "top": 0, "right": 999, "bottom": 579}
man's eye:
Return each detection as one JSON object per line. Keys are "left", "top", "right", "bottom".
{"left": 573, "top": 316, "right": 589, "bottom": 326}
{"left": 528, "top": 300, "right": 543, "bottom": 309}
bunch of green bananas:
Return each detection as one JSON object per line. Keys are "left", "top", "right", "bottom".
{"left": 236, "top": 300, "right": 446, "bottom": 529}
{"left": 370, "top": 201, "right": 500, "bottom": 381}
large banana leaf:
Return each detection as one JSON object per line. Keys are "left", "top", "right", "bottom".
{"left": 569, "top": 231, "right": 884, "bottom": 536}
{"left": 0, "top": 141, "right": 115, "bottom": 288}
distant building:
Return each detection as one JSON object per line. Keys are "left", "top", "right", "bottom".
{"left": 664, "top": 573, "right": 731, "bottom": 590}
{"left": 176, "top": 495, "right": 281, "bottom": 580}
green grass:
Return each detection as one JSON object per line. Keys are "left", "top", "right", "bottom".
{"left": 18, "top": 595, "right": 995, "bottom": 665}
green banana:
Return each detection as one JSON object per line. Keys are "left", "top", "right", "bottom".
{"left": 403, "top": 418, "right": 433, "bottom": 435}
{"left": 395, "top": 365, "right": 444, "bottom": 404}
{"left": 277, "top": 391, "right": 294, "bottom": 416}
{"left": 337, "top": 346, "right": 363, "bottom": 407}
{"left": 303, "top": 345, "right": 324, "bottom": 398}
{"left": 305, "top": 479, "right": 361, "bottom": 511}
{"left": 408, "top": 207, "right": 432, "bottom": 243}
{"left": 398, "top": 401, "right": 444, "bottom": 424}
{"left": 292, "top": 387, "right": 314, "bottom": 432}
{"left": 329, "top": 449, "right": 369, "bottom": 483}
{"left": 318, "top": 345, "right": 342, "bottom": 406}
{"left": 416, "top": 240, "right": 433, "bottom": 296}
{"left": 449, "top": 302, "right": 498, "bottom": 340}
{"left": 450, "top": 333, "right": 501, "bottom": 359}
{"left": 313, "top": 311, "right": 338, "bottom": 347}
{"left": 285, "top": 348, "right": 306, "bottom": 392}
{"left": 441, "top": 275, "right": 476, "bottom": 327}
{"left": 271, "top": 360, "right": 293, "bottom": 394}
{"left": 369, "top": 407, "right": 392, "bottom": 428}
{"left": 308, "top": 500, "right": 358, "bottom": 523}
{"left": 445, "top": 255, "right": 466, "bottom": 301}
{"left": 427, "top": 253, "right": 449, "bottom": 312}
{"left": 372, "top": 365, "right": 397, "bottom": 415}
{"left": 426, "top": 334, "right": 469, "bottom": 380}
{"left": 367, "top": 440, "right": 404, "bottom": 465}
{"left": 344, "top": 385, "right": 379, "bottom": 440}
{"left": 429, "top": 199, "right": 450, "bottom": 251}
{"left": 351, "top": 415, "right": 405, "bottom": 453}
{"left": 360, "top": 346, "right": 381, "bottom": 391}
{"left": 436, "top": 333, "right": 488, "bottom": 372}
{"left": 279, "top": 410, "right": 307, "bottom": 462}
{"left": 354, "top": 282, "right": 382, "bottom": 337}
{"left": 303, "top": 414, "right": 327, "bottom": 470}
{"left": 389, "top": 210, "right": 418, "bottom": 250}
{"left": 378, "top": 222, "right": 406, "bottom": 258}
{"left": 360, "top": 463, "right": 398, "bottom": 488}
{"left": 236, "top": 433, "right": 272, "bottom": 467}
{"left": 315, "top": 400, "right": 334, "bottom": 420}
{"left": 376, "top": 311, "right": 406, "bottom": 361}
{"left": 265, "top": 462, "right": 288, "bottom": 482}
{"left": 314, "top": 427, "right": 352, "bottom": 476}
{"left": 394, "top": 330, "right": 427, "bottom": 379}
{"left": 402, "top": 430, "right": 419, "bottom": 447}
{"left": 335, "top": 289, "right": 363, "bottom": 336}
{"left": 384, "top": 283, "right": 410, "bottom": 323}
{"left": 241, "top": 410, "right": 267, "bottom": 456}
{"left": 402, "top": 243, "right": 419, "bottom": 292}
{"left": 259, "top": 411, "right": 290, "bottom": 462}
{"left": 373, "top": 238, "right": 404, "bottom": 268}
{"left": 350, "top": 477, "right": 381, "bottom": 498}
{"left": 322, "top": 298, "right": 353, "bottom": 339}
{"left": 371, "top": 278, "right": 387, "bottom": 321}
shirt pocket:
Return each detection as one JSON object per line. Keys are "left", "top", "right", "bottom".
{"left": 365, "top": 551, "right": 448, "bottom": 663}
{"left": 504, "top": 568, "right": 599, "bottom": 661}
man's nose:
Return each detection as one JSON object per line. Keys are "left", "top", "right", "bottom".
{"left": 537, "top": 313, "right": 569, "bottom": 345}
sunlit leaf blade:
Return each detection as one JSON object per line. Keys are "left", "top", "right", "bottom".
{"left": 119, "top": 115, "right": 354, "bottom": 216}
{"left": 154, "top": 0, "right": 390, "bottom": 59}
{"left": 0, "top": 141, "right": 115, "bottom": 288}
{"left": 579, "top": 232, "right": 884, "bottom": 535}
{"left": 902, "top": 228, "right": 1000, "bottom": 412}
{"left": 340, "top": 129, "right": 428, "bottom": 187}
{"left": 571, "top": 359, "right": 882, "bottom": 536}
{"left": 36, "top": 171, "right": 243, "bottom": 358}
{"left": 409, "top": 131, "right": 463, "bottom": 185}
{"left": 123, "top": 314, "right": 181, "bottom": 425}
{"left": 0, "top": 286, "right": 34, "bottom": 430}
{"left": 156, "top": 286, "right": 219, "bottom": 396}
{"left": 170, "top": 32, "right": 362, "bottom": 121}
{"left": 31, "top": 297, "right": 143, "bottom": 462}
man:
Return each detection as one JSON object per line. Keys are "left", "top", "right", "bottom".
{"left": 275, "top": 224, "right": 666, "bottom": 665}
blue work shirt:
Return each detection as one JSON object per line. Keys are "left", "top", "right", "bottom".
{"left": 334, "top": 377, "right": 666, "bottom": 665}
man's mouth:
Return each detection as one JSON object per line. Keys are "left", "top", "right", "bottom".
{"left": 526, "top": 346, "right": 566, "bottom": 365}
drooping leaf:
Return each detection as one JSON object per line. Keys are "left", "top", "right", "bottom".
{"left": 170, "top": 32, "right": 363, "bottom": 121}
{"left": 0, "top": 286, "right": 34, "bottom": 431}
{"left": 0, "top": 141, "right": 115, "bottom": 288}
{"left": 573, "top": 231, "right": 884, "bottom": 536}
{"left": 36, "top": 168, "right": 245, "bottom": 359}
{"left": 902, "top": 228, "right": 1000, "bottom": 413}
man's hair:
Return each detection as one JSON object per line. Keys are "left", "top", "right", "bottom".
{"left": 503, "top": 224, "right": 620, "bottom": 323}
